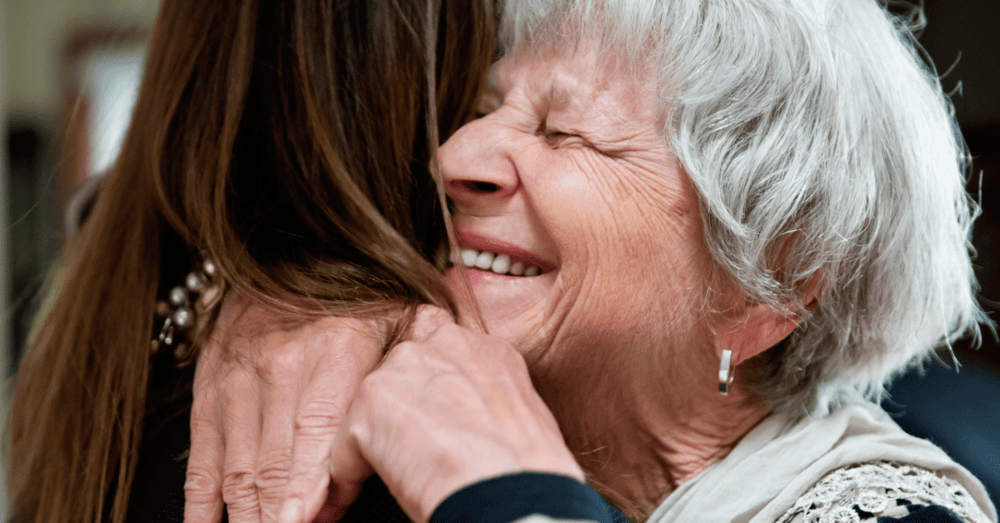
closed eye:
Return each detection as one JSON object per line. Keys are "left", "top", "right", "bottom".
{"left": 545, "top": 132, "right": 576, "bottom": 146}
{"left": 544, "top": 130, "right": 593, "bottom": 150}
{"left": 538, "top": 117, "right": 581, "bottom": 148}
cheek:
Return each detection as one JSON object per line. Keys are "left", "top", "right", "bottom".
{"left": 536, "top": 151, "right": 715, "bottom": 339}
{"left": 539, "top": 150, "right": 707, "bottom": 279}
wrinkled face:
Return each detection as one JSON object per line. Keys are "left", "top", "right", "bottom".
{"left": 440, "top": 41, "right": 723, "bottom": 381}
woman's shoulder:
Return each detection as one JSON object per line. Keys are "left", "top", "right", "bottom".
{"left": 777, "top": 461, "right": 992, "bottom": 523}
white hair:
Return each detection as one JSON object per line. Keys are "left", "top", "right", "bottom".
{"left": 501, "top": 0, "right": 989, "bottom": 413}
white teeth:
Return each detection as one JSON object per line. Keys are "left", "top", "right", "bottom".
{"left": 491, "top": 254, "right": 511, "bottom": 274}
{"left": 457, "top": 248, "right": 545, "bottom": 276}
{"left": 461, "top": 249, "right": 478, "bottom": 267}
{"left": 475, "top": 251, "right": 495, "bottom": 269}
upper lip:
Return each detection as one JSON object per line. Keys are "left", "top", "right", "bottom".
{"left": 456, "top": 231, "right": 558, "bottom": 273}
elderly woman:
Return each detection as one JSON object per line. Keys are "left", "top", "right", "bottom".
{"left": 186, "top": 0, "right": 997, "bottom": 522}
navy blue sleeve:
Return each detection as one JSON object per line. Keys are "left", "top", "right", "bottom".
{"left": 876, "top": 502, "right": 967, "bottom": 523}
{"left": 430, "top": 472, "right": 630, "bottom": 523}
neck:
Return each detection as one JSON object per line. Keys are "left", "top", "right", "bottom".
{"left": 534, "top": 352, "right": 769, "bottom": 521}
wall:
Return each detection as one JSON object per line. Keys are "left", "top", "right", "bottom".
{"left": 3, "top": 0, "right": 160, "bottom": 114}
{"left": 1, "top": 0, "right": 9, "bottom": 518}
{"left": 923, "top": 0, "right": 1000, "bottom": 129}
{"left": 1, "top": 0, "right": 160, "bottom": 518}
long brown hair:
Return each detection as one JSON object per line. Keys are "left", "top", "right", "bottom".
{"left": 9, "top": 0, "right": 496, "bottom": 521}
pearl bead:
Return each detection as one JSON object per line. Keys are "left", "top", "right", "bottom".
{"left": 155, "top": 301, "right": 170, "bottom": 317}
{"left": 173, "top": 307, "right": 194, "bottom": 328}
{"left": 202, "top": 260, "right": 217, "bottom": 277}
{"left": 186, "top": 272, "right": 205, "bottom": 292}
{"left": 169, "top": 287, "right": 187, "bottom": 306}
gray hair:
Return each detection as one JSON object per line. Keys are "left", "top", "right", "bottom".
{"left": 501, "top": 0, "right": 988, "bottom": 413}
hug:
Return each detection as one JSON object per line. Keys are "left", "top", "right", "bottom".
{"left": 10, "top": 0, "right": 996, "bottom": 522}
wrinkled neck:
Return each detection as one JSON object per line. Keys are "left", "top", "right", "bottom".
{"left": 534, "top": 347, "right": 769, "bottom": 521}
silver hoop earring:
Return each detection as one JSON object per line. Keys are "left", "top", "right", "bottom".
{"left": 718, "top": 349, "right": 734, "bottom": 395}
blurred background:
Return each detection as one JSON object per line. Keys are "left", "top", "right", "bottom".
{"left": 0, "top": 0, "right": 997, "bottom": 520}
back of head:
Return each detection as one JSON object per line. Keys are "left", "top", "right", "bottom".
{"left": 501, "top": 0, "right": 985, "bottom": 412}
{"left": 9, "top": 1, "right": 496, "bottom": 522}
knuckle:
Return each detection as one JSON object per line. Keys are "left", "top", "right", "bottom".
{"left": 436, "top": 321, "right": 463, "bottom": 335}
{"left": 257, "top": 348, "right": 302, "bottom": 383}
{"left": 421, "top": 322, "right": 467, "bottom": 350}
{"left": 357, "top": 372, "right": 385, "bottom": 399}
{"left": 184, "top": 466, "right": 222, "bottom": 503}
{"left": 254, "top": 452, "right": 292, "bottom": 493}
{"left": 217, "top": 369, "right": 257, "bottom": 402}
{"left": 221, "top": 469, "right": 258, "bottom": 504}
{"left": 294, "top": 398, "right": 344, "bottom": 435}
{"left": 389, "top": 340, "right": 421, "bottom": 361}
{"left": 270, "top": 347, "right": 303, "bottom": 372}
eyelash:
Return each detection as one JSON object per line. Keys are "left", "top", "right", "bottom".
{"left": 545, "top": 131, "right": 579, "bottom": 148}
{"left": 539, "top": 119, "right": 584, "bottom": 149}
{"left": 471, "top": 111, "right": 591, "bottom": 151}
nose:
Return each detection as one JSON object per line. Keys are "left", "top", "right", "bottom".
{"left": 438, "top": 116, "right": 520, "bottom": 214}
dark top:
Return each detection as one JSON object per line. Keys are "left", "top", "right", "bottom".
{"left": 124, "top": 357, "right": 628, "bottom": 523}
{"left": 122, "top": 358, "right": 965, "bottom": 523}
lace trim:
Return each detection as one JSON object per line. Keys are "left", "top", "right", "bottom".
{"left": 776, "top": 461, "right": 990, "bottom": 523}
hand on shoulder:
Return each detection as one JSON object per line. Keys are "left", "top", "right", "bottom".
{"left": 318, "top": 307, "right": 585, "bottom": 523}
{"left": 185, "top": 294, "right": 386, "bottom": 523}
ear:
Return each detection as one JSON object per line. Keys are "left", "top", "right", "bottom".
{"left": 715, "top": 273, "right": 821, "bottom": 365}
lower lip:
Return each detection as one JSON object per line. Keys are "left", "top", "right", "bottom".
{"left": 445, "top": 265, "right": 556, "bottom": 303}
{"left": 455, "top": 267, "right": 529, "bottom": 288}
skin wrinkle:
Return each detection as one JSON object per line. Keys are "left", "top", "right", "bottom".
{"left": 526, "top": 225, "right": 599, "bottom": 369}
{"left": 437, "top": 39, "right": 802, "bottom": 519}
{"left": 545, "top": 68, "right": 686, "bottom": 214}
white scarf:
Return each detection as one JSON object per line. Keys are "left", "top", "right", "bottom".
{"left": 648, "top": 403, "right": 997, "bottom": 523}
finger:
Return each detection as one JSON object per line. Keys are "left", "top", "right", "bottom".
{"left": 307, "top": 403, "right": 374, "bottom": 523}
{"left": 220, "top": 371, "right": 264, "bottom": 523}
{"left": 408, "top": 305, "right": 456, "bottom": 342}
{"left": 254, "top": 368, "right": 299, "bottom": 522}
{"left": 184, "top": 387, "right": 225, "bottom": 523}
{"left": 276, "top": 323, "right": 383, "bottom": 522}
{"left": 275, "top": 384, "right": 350, "bottom": 523}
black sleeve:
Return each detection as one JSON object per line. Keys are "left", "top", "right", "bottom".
{"left": 875, "top": 501, "right": 968, "bottom": 523}
{"left": 430, "top": 473, "right": 631, "bottom": 523}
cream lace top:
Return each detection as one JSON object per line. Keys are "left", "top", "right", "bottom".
{"left": 648, "top": 403, "right": 996, "bottom": 523}
{"left": 779, "top": 461, "right": 991, "bottom": 523}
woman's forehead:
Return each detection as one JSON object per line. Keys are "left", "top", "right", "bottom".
{"left": 489, "top": 45, "right": 655, "bottom": 125}
{"left": 492, "top": 45, "right": 607, "bottom": 97}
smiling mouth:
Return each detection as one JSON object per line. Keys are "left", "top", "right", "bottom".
{"left": 460, "top": 249, "right": 542, "bottom": 277}
{"left": 451, "top": 232, "right": 558, "bottom": 277}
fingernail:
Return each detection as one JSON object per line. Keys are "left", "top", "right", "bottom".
{"left": 278, "top": 498, "right": 303, "bottom": 523}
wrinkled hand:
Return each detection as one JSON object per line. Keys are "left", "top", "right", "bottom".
{"left": 184, "top": 294, "right": 385, "bottom": 523}
{"left": 286, "top": 307, "right": 585, "bottom": 523}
